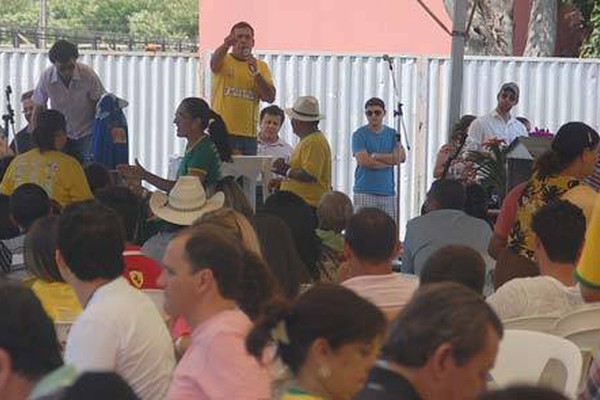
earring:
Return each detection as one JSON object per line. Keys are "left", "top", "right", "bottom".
{"left": 318, "top": 364, "right": 332, "bottom": 379}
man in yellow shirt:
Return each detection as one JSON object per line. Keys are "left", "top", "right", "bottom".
{"left": 576, "top": 194, "right": 600, "bottom": 301}
{"left": 210, "top": 21, "right": 276, "bottom": 155}
{"left": 274, "top": 96, "right": 332, "bottom": 207}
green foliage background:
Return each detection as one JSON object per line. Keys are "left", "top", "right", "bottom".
{"left": 0, "top": 0, "right": 198, "bottom": 41}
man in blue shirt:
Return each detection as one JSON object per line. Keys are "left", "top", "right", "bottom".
{"left": 352, "top": 98, "right": 406, "bottom": 219}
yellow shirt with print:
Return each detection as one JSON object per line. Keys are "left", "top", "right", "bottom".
{"left": 281, "top": 131, "right": 332, "bottom": 207}
{"left": 0, "top": 149, "right": 93, "bottom": 206}
{"left": 31, "top": 280, "right": 82, "bottom": 321}
{"left": 576, "top": 195, "right": 600, "bottom": 288}
{"left": 212, "top": 54, "right": 273, "bottom": 138}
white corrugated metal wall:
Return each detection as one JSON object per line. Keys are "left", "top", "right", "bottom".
{"left": 2, "top": 49, "right": 600, "bottom": 232}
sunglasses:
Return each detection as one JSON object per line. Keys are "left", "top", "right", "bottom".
{"left": 366, "top": 110, "right": 383, "bottom": 117}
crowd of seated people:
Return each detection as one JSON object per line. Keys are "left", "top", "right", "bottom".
{"left": 4, "top": 37, "right": 600, "bottom": 400}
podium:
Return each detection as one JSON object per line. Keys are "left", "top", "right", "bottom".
{"left": 222, "top": 156, "right": 273, "bottom": 210}
{"left": 169, "top": 155, "right": 273, "bottom": 210}
{"left": 505, "top": 136, "right": 552, "bottom": 191}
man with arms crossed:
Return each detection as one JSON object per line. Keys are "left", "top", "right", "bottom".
{"left": 352, "top": 97, "right": 406, "bottom": 219}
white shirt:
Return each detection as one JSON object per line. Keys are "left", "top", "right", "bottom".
{"left": 487, "top": 276, "right": 584, "bottom": 321}
{"left": 65, "top": 277, "right": 175, "bottom": 400}
{"left": 342, "top": 273, "right": 419, "bottom": 314}
{"left": 465, "top": 109, "right": 528, "bottom": 151}
{"left": 33, "top": 62, "right": 105, "bottom": 139}
{"left": 257, "top": 137, "right": 294, "bottom": 161}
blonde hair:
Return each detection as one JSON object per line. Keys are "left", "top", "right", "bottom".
{"left": 193, "top": 208, "right": 262, "bottom": 256}
{"left": 317, "top": 191, "right": 354, "bottom": 233}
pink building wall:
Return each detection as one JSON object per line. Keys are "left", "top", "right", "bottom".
{"left": 199, "top": 0, "right": 452, "bottom": 55}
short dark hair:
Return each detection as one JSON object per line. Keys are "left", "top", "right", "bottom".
{"left": 230, "top": 21, "right": 255, "bottom": 36}
{"left": 480, "top": 386, "right": 568, "bottom": 400}
{"left": 21, "top": 90, "right": 34, "bottom": 102}
{"left": 427, "top": 179, "right": 466, "bottom": 210}
{"left": 49, "top": 40, "right": 79, "bottom": 64}
{"left": 33, "top": 109, "right": 66, "bottom": 152}
{"left": 24, "top": 215, "right": 63, "bottom": 282}
{"left": 57, "top": 201, "right": 125, "bottom": 281}
{"left": 345, "top": 208, "right": 397, "bottom": 263}
{"left": 95, "top": 186, "right": 141, "bottom": 243}
{"left": 0, "top": 282, "right": 62, "bottom": 380}
{"left": 382, "top": 282, "right": 502, "bottom": 367}
{"left": 179, "top": 226, "right": 245, "bottom": 300}
{"left": 531, "top": 200, "right": 586, "bottom": 264}
{"left": 64, "top": 372, "right": 139, "bottom": 400}
{"left": 420, "top": 245, "right": 486, "bottom": 294}
{"left": 247, "top": 283, "right": 386, "bottom": 374}
{"left": 260, "top": 105, "right": 285, "bottom": 125}
{"left": 365, "top": 97, "right": 386, "bottom": 110}
{"left": 9, "top": 183, "right": 50, "bottom": 231}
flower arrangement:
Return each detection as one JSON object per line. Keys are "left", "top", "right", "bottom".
{"left": 528, "top": 128, "right": 554, "bottom": 138}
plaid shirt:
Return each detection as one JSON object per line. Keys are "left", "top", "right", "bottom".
{"left": 581, "top": 357, "right": 600, "bottom": 400}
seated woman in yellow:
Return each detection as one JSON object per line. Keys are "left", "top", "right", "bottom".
{"left": 118, "top": 97, "right": 232, "bottom": 192}
{"left": 497, "top": 122, "right": 599, "bottom": 286}
{"left": 0, "top": 110, "right": 93, "bottom": 207}
{"left": 25, "top": 214, "right": 82, "bottom": 322}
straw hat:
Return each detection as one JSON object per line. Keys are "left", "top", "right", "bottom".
{"left": 149, "top": 176, "right": 224, "bottom": 226}
{"left": 285, "top": 96, "right": 325, "bottom": 122}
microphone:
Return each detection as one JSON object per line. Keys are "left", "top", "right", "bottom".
{"left": 382, "top": 54, "right": 393, "bottom": 70}
{"left": 5, "top": 85, "right": 12, "bottom": 103}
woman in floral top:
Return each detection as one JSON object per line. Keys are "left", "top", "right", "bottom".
{"left": 507, "top": 122, "right": 599, "bottom": 264}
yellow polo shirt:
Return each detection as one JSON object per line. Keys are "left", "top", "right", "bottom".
{"left": 212, "top": 54, "right": 273, "bottom": 138}
{"left": 576, "top": 195, "right": 600, "bottom": 288}
{"left": 281, "top": 131, "right": 331, "bottom": 207}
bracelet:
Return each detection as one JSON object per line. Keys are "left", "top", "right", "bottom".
{"left": 285, "top": 168, "right": 292, "bottom": 178}
{"left": 371, "top": 153, "right": 378, "bottom": 160}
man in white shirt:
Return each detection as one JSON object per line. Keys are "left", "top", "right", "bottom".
{"left": 32, "top": 40, "right": 106, "bottom": 163}
{"left": 257, "top": 105, "right": 294, "bottom": 160}
{"left": 341, "top": 208, "right": 418, "bottom": 319}
{"left": 56, "top": 201, "right": 175, "bottom": 400}
{"left": 465, "top": 82, "right": 528, "bottom": 151}
{"left": 487, "top": 200, "right": 586, "bottom": 320}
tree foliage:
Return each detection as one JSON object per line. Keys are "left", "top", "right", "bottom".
{"left": 0, "top": 0, "right": 198, "bottom": 41}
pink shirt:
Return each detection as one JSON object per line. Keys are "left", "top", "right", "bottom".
{"left": 342, "top": 273, "right": 419, "bottom": 314}
{"left": 33, "top": 62, "right": 105, "bottom": 139}
{"left": 494, "top": 182, "right": 527, "bottom": 239}
{"left": 166, "top": 309, "right": 271, "bottom": 400}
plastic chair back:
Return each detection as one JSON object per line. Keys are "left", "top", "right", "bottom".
{"left": 503, "top": 315, "right": 558, "bottom": 333}
{"left": 490, "top": 329, "right": 582, "bottom": 397}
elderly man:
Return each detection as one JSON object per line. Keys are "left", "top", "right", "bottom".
{"left": 273, "top": 96, "right": 332, "bottom": 208}
{"left": 466, "top": 82, "right": 528, "bottom": 151}
{"left": 356, "top": 282, "right": 502, "bottom": 400}
{"left": 161, "top": 226, "right": 270, "bottom": 399}
{"left": 210, "top": 21, "right": 276, "bottom": 155}
{"left": 32, "top": 40, "right": 106, "bottom": 163}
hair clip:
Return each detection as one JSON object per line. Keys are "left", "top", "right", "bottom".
{"left": 270, "top": 320, "right": 290, "bottom": 345}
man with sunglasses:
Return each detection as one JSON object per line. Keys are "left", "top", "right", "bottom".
{"left": 352, "top": 97, "right": 406, "bottom": 219}
{"left": 466, "top": 82, "right": 528, "bottom": 151}
{"left": 31, "top": 40, "right": 106, "bottom": 164}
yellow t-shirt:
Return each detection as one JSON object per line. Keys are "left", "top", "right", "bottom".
{"left": 211, "top": 54, "right": 274, "bottom": 138}
{"left": 31, "top": 280, "right": 82, "bottom": 322}
{"left": 281, "top": 388, "right": 324, "bottom": 400}
{"left": 280, "top": 131, "right": 332, "bottom": 207}
{"left": 562, "top": 184, "right": 598, "bottom": 225}
{"left": 576, "top": 195, "right": 600, "bottom": 288}
{"left": 0, "top": 149, "right": 93, "bottom": 206}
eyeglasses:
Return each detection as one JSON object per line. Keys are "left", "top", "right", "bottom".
{"left": 365, "top": 110, "right": 383, "bottom": 117}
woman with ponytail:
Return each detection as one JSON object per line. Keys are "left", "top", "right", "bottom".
{"left": 247, "top": 283, "right": 386, "bottom": 400}
{"left": 118, "top": 97, "right": 232, "bottom": 192}
{"left": 495, "top": 122, "right": 599, "bottom": 287}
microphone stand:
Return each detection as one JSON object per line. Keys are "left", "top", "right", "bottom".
{"left": 385, "top": 56, "right": 411, "bottom": 232}
{"left": 2, "top": 86, "right": 16, "bottom": 154}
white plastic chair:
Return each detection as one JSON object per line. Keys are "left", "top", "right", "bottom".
{"left": 502, "top": 315, "right": 558, "bottom": 333}
{"left": 553, "top": 305, "right": 600, "bottom": 346}
{"left": 490, "top": 329, "right": 582, "bottom": 398}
